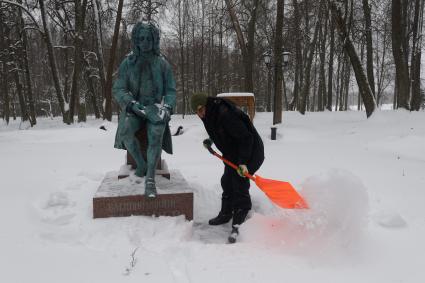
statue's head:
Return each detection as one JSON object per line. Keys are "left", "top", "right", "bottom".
{"left": 131, "top": 22, "right": 160, "bottom": 58}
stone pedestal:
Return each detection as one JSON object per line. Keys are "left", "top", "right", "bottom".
{"left": 93, "top": 170, "right": 193, "bottom": 220}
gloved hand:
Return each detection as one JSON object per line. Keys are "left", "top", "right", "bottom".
{"left": 203, "top": 138, "right": 213, "bottom": 149}
{"left": 237, "top": 164, "right": 248, "bottom": 178}
{"left": 127, "top": 101, "right": 146, "bottom": 118}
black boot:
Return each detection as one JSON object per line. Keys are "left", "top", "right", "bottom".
{"left": 209, "top": 197, "right": 233, "bottom": 225}
{"left": 208, "top": 212, "right": 233, "bottom": 225}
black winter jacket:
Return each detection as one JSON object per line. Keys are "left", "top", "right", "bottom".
{"left": 202, "top": 97, "right": 264, "bottom": 172}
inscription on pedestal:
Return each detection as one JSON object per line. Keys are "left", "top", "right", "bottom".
{"left": 93, "top": 193, "right": 193, "bottom": 220}
{"left": 108, "top": 198, "right": 177, "bottom": 212}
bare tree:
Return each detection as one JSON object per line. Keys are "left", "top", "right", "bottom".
{"left": 0, "top": 5, "right": 10, "bottom": 124}
{"left": 326, "top": 11, "right": 335, "bottom": 111}
{"left": 328, "top": 0, "right": 376, "bottom": 117}
{"left": 391, "top": 0, "right": 410, "bottom": 110}
{"left": 224, "top": 0, "right": 260, "bottom": 93}
{"left": 69, "top": 0, "right": 89, "bottom": 123}
{"left": 104, "top": 0, "right": 124, "bottom": 121}
{"left": 92, "top": 0, "right": 106, "bottom": 117}
{"left": 39, "top": 0, "right": 69, "bottom": 123}
{"left": 299, "top": 2, "right": 321, "bottom": 115}
{"left": 362, "top": 0, "right": 376, "bottom": 98}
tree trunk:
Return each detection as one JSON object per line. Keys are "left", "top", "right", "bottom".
{"left": 318, "top": 7, "right": 328, "bottom": 111}
{"left": 207, "top": 5, "right": 212, "bottom": 97}
{"left": 69, "top": 0, "right": 88, "bottom": 123}
{"left": 328, "top": 0, "right": 376, "bottom": 117}
{"left": 0, "top": 19, "right": 10, "bottom": 123}
{"left": 92, "top": 0, "right": 106, "bottom": 117}
{"left": 177, "top": 0, "right": 186, "bottom": 114}
{"left": 290, "top": 0, "right": 302, "bottom": 111}
{"left": 273, "top": 0, "right": 284, "bottom": 124}
{"left": 18, "top": 0, "right": 36, "bottom": 125}
{"left": 13, "top": 66, "right": 28, "bottom": 122}
{"left": 191, "top": 19, "right": 196, "bottom": 93}
{"left": 376, "top": 22, "right": 389, "bottom": 106}
{"left": 362, "top": 0, "right": 376, "bottom": 98}
{"left": 266, "top": 67, "right": 272, "bottom": 112}
{"left": 299, "top": 6, "right": 321, "bottom": 115}
{"left": 104, "top": 0, "right": 124, "bottom": 121}
{"left": 199, "top": 0, "right": 205, "bottom": 92}
{"left": 335, "top": 53, "right": 342, "bottom": 111}
{"left": 5, "top": 19, "right": 29, "bottom": 123}
{"left": 283, "top": 74, "right": 288, "bottom": 111}
{"left": 312, "top": 52, "right": 318, "bottom": 111}
{"left": 410, "top": 0, "right": 424, "bottom": 110}
{"left": 84, "top": 57, "right": 101, "bottom": 118}
{"left": 391, "top": 0, "right": 410, "bottom": 110}
{"left": 218, "top": 14, "right": 223, "bottom": 94}
{"left": 344, "top": 55, "right": 351, "bottom": 111}
{"left": 327, "top": 13, "right": 335, "bottom": 111}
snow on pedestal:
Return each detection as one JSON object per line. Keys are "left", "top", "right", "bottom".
{"left": 217, "top": 92, "right": 255, "bottom": 98}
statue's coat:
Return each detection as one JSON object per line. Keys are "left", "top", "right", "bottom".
{"left": 112, "top": 23, "right": 176, "bottom": 155}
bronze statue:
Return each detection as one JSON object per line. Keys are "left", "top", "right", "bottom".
{"left": 113, "top": 22, "right": 176, "bottom": 198}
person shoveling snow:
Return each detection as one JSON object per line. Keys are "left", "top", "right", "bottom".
{"left": 190, "top": 93, "right": 265, "bottom": 243}
{"left": 191, "top": 93, "right": 310, "bottom": 243}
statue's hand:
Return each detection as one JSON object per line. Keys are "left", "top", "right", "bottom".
{"left": 158, "top": 104, "right": 172, "bottom": 123}
{"left": 127, "top": 101, "right": 146, "bottom": 118}
{"left": 145, "top": 104, "right": 163, "bottom": 124}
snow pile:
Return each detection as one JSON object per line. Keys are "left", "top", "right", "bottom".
{"left": 241, "top": 169, "right": 369, "bottom": 258}
{"left": 372, "top": 209, "right": 407, "bottom": 228}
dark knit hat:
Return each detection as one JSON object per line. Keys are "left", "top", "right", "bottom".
{"left": 190, "top": 93, "right": 208, "bottom": 112}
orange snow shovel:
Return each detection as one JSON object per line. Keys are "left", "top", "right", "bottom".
{"left": 206, "top": 146, "right": 309, "bottom": 209}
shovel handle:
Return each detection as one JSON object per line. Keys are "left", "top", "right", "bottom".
{"left": 206, "top": 146, "right": 256, "bottom": 181}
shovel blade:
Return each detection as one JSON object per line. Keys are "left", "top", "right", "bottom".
{"left": 255, "top": 175, "right": 309, "bottom": 209}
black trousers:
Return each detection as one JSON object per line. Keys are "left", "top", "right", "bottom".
{"left": 220, "top": 160, "right": 262, "bottom": 212}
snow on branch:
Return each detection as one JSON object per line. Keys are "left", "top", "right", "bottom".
{"left": 0, "top": 0, "right": 43, "bottom": 34}
{"left": 53, "top": 46, "right": 75, "bottom": 49}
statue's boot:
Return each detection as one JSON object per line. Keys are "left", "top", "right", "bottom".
{"left": 145, "top": 177, "right": 157, "bottom": 198}
{"left": 144, "top": 145, "right": 160, "bottom": 198}
{"left": 124, "top": 139, "right": 147, "bottom": 177}
{"left": 144, "top": 122, "right": 166, "bottom": 198}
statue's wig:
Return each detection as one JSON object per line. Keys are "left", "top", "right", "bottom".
{"left": 130, "top": 22, "right": 160, "bottom": 58}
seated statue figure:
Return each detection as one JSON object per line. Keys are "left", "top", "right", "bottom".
{"left": 113, "top": 22, "right": 176, "bottom": 198}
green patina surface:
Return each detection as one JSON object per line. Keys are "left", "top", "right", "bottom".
{"left": 112, "top": 22, "right": 176, "bottom": 196}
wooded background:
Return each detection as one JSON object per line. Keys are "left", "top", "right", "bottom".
{"left": 0, "top": 0, "right": 424, "bottom": 126}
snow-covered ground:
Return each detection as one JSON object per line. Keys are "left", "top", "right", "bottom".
{"left": 1, "top": 110, "right": 424, "bottom": 283}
